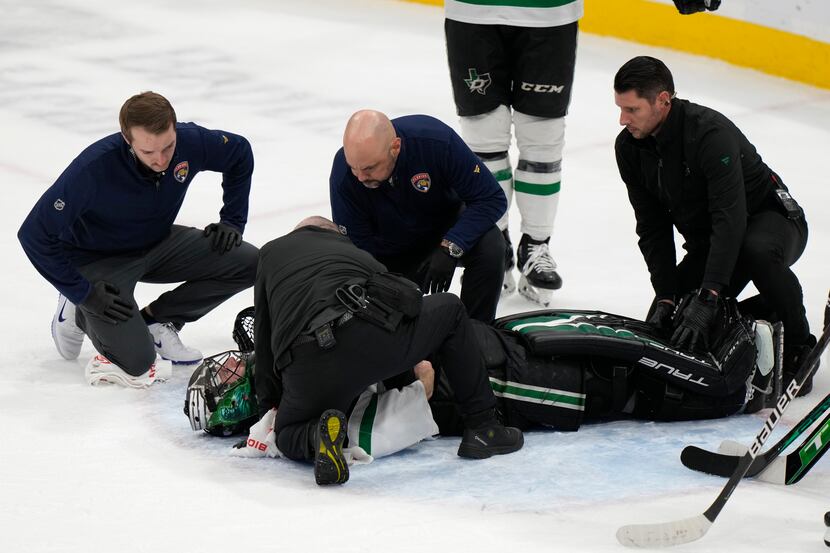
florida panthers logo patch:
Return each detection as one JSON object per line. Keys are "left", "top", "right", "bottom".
{"left": 411, "top": 172, "right": 431, "bottom": 193}
{"left": 174, "top": 161, "right": 189, "bottom": 183}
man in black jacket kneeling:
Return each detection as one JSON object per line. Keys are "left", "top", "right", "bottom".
{"left": 613, "top": 56, "right": 814, "bottom": 396}
{"left": 253, "top": 216, "right": 522, "bottom": 485}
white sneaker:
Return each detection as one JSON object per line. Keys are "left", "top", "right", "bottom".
{"left": 148, "top": 322, "right": 203, "bottom": 365}
{"left": 85, "top": 354, "right": 171, "bottom": 388}
{"left": 51, "top": 294, "right": 85, "bottom": 360}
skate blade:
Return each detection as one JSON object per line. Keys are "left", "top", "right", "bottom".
{"left": 501, "top": 271, "right": 517, "bottom": 297}
{"left": 518, "top": 276, "right": 553, "bottom": 307}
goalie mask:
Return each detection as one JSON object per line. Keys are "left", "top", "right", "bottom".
{"left": 184, "top": 350, "right": 257, "bottom": 436}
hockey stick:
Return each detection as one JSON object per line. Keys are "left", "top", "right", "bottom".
{"left": 616, "top": 320, "right": 830, "bottom": 548}
{"left": 698, "top": 404, "right": 830, "bottom": 485}
{"left": 680, "top": 391, "right": 830, "bottom": 478}
{"left": 768, "top": 406, "right": 830, "bottom": 484}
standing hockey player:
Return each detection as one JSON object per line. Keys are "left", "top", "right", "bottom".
{"left": 18, "top": 91, "right": 258, "bottom": 388}
{"left": 613, "top": 56, "right": 815, "bottom": 395}
{"left": 444, "top": 0, "right": 581, "bottom": 306}
{"left": 330, "top": 110, "right": 507, "bottom": 323}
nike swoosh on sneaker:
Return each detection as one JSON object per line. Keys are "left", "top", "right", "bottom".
{"left": 58, "top": 301, "right": 67, "bottom": 323}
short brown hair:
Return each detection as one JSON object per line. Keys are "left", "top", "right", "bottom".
{"left": 119, "top": 91, "right": 176, "bottom": 140}
{"left": 614, "top": 56, "right": 675, "bottom": 102}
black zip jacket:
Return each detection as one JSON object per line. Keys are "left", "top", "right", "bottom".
{"left": 615, "top": 98, "right": 778, "bottom": 297}
{"left": 253, "top": 226, "right": 385, "bottom": 414}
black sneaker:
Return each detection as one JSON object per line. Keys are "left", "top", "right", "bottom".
{"left": 314, "top": 409, "right": 349, "bottom": 485}
{"left": 783, "top": 334, "right": 818, "bottom": 397}
{"left": 458, "top": 415, "right": 523, "bottom": 460}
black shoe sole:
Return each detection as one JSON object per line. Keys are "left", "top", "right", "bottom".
{"left": 457, "top": 432, "right": 524, "bottom": 460}
{"left": 314, "top": 409, "right": 349, "bottom": 485}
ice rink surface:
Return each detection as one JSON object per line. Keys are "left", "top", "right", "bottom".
{"left": 2, "top": 0, "right": 829, "bottom": 551}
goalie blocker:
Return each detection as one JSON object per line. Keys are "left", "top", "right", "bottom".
{"left": 430, "top": 298, "right": 780, "bottom": 434}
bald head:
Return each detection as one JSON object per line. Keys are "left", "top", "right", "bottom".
{"left": 294, "top": 215, "right": 339, "bottom": 232}
{"left": 342, "top": 110, "right": 401, "bottom": 189}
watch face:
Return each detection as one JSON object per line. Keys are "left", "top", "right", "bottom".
{"left": 448, "top": 243, "right": 463, "bottom": 258}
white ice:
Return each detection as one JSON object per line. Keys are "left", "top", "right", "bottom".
{"left": 2, "top": 1, "right": 829, "bottom": 551}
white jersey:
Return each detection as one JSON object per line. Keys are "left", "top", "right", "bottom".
{"left": 445, "top": 0, "right": 583, "bottom": 28}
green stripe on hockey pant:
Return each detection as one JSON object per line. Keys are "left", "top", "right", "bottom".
{"left": 347, "top": 382, "right": 439, "bottom": 459}
{"left": 357, "top": 392, "right": 379, "bottom": 455}
{"left": 490, "top": 376, "right": 585, "bottom": 411}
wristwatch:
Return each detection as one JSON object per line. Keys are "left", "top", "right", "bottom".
{"left": 440, "top": 239, "right": 464, "bottom": 259}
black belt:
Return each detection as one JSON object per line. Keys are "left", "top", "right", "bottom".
{"left": 290, "top": 311, "right": 354, "bottom": 348}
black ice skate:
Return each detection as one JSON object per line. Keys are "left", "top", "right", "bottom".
{"left": 517, "top": 234, "right": 562, "bottom": 307}
{"left": 314, "top": 409, "right": 349, "bottom": 485}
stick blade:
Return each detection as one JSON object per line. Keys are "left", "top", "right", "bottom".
{"left": 680, "top": 445, "right": 738, "bottom": 477}
{"left": 616, "top": 514, "right": 712, "bottom": 548}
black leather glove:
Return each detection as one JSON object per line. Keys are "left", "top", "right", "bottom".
{"left": 646, "top": 297, "right": 676, "bottom": 337}
{"left": 673, "top": 0, "right": 720, "bottom": 14}
{"left": 671, "top": 289, "right": 719, "bottom": 352}
{"left": 419, "top": 247, "right": 458, "bottom": 294}
{"left": 82, "top": 281, "right": 134, "bottom": 324}
{"left": 203, "top": 222, "right": 243, "bottom": 253}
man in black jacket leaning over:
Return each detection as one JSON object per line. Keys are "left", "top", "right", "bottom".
{"left": 613, "top": 56, "right": 814, "bottom": 395}
{"left": 253, "top": 216, "right": 522, "bottom": 485}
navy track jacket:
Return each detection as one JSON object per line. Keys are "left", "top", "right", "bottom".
{"left": 18, "top": 122, "right": 253, "bottom": 304}
{"left": 329, "top": 115, "right": 506, "bottom": 256}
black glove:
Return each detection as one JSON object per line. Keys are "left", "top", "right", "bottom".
{"left": 203, "top": 222, "right": 243, "bottom": 253}
{"left": 673, "top": 0, "right": 720, "bottom": 14}
{"left": 82, "top": 281, "right": 134, "bottom": 324}
{"left": 419, "top": 247, "right": 458, "bottom": 294}
{"left": 646, "top": 297, "right": 676, "bottom": 337}
{"left": 671, "top": 289, "right": 719, "bottom": 352}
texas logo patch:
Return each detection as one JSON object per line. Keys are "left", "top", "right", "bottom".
{"left": 174, "top": 161, "right": 189, "bottom": 183}
{"left": 411, "top": 172, "right": 431, "bottom": 193}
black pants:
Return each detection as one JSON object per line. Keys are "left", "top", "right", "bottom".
{"left": 274, "top": 293, "right": 497, "bottom": 461}
{"left": 75, "top": 225, "right": 259, "bottom": 375}
{"left": 677, "top": 209, "right": 809, "bottom": 345}
{"left": 445, "top": 19, "right": 578, "bottom": 118}
{"left": 376, "top": 225, "right": 505, "bottom": 323}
